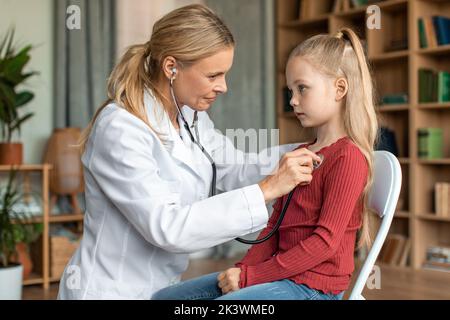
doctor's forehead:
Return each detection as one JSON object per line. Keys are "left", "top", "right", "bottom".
{"left": 193, "top": 47, "right": 234, "bottom": 74}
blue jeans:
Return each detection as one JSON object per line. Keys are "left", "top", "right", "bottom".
{"left": 152, "top": 272, "right": 345, "bottom": 300}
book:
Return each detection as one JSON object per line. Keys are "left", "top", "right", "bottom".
{"left": 398, "top": 238, "right": 411, "bottom": 267}
{"left": 379, "top": 234, "right": 406, "bottom": 266}
{"left": 418, "top": 18, "right": 428, "bottom": 48}
{"left": 435, "top": 183, "right": 450, "bottom": 217}
{"left": 375, "top": 127, "right": 399, "bottom": 157}
{"left": 350, "top": 0, "right": 368, "bottom": 7}
{"left": 424, "top": 16, "right": 438, "bottom": 48}
{"left": 381, "top": 93, "right": 408, "bottom": 104}
{"left": 418, "top": 128, "right": 443, "bottom": 159}
{"left": 437, "top": 71, "right": 450, "bottom": 103}
{"left": 418, "top": 68, "right": 434, "bottom": 103}
{"left": 433, "top": 16, "right": 450, "bottom": 46}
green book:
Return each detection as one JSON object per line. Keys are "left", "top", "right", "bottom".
{"left": 419, "top": 68, "right": 434, "bottom": 103}
{"left": 438, "top": 71, "right": 450, "bottom": 103}
{"left": 418, "top": 128, "right": 443, "bottom": 159}
{"left": 418, "top": 18, "right": 428, "bottom": 48}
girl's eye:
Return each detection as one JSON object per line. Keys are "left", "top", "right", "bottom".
{"left": 298, "top": 85, "right": 307, "bottom": 94}
{"left": 208, "top": 75, "right": 218, "bottom": 80}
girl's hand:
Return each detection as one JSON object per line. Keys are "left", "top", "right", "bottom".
{"left": 217, "top": 267, "right": 241, "bottom": 294}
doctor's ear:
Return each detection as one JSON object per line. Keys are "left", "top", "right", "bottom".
{"left": 162, "top": 56, "right": 179, "bottom": 80}
{"left": 335, "top": 77, "right": 348, "bottom": 101}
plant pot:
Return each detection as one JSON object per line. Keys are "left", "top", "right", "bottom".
{"left": 0, "top": 143, "right": 23, "bottom": 165}
{"left": 10, "top": 243, "right": 33, "bottom": 280}
{"left": 0, "top": 263, "right": 23, "bottom": 299}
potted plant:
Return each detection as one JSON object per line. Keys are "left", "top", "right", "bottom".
{"left": 0, "top": 28, "right": 37, "bottom": 165}
{"left": 0, "top": 169, "right": 42, "bottom": 299}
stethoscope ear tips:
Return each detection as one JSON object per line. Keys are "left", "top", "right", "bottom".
{"left": 313, "top": 153, "right": 324, "bottom": 170}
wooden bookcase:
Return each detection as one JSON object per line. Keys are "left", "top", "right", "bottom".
{"left": 0, "top": 164, "right": 84, "bottom": 289}
{"left": 275, "top": 0, "right": 450, "bottom": 272}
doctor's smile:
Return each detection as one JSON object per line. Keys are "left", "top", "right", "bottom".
{"left": 54, "top": 3, "right": 377, "bottom": 302}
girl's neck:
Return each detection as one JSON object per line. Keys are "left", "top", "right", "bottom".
{"left": 311, "top": 118, "right": 347, "bottom": 150}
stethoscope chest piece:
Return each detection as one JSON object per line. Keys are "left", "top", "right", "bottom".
{"left": 313, "top": 153, "right": 325, "bottom": 170}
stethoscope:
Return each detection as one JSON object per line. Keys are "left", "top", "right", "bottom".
{"left": 169, "top": 67, "right": 324, "bottom": 245}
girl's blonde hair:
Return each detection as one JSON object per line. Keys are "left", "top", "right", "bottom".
{"left": 288, "top": 28, "right": 379, "bottom": 249}
{"left": 78, "top": 4, "right": 234, "bottom": 153}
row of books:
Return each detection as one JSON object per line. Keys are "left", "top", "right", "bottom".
{"left": 435, "top": 183, "right": 450, "bottom": 218}
{"left": 418, "top": 68, "right": 450, "bottom": 103}
{"left": 378, "top": 234, "right": 410, "bottom": 267}
{"left": 296, "top": 0, "right": 382, "bottom": 20}
{"left": 418, "top": 16, "right": 450, "bottom": 49}
{"left": 423, "top": 246, "right": 450, "bottom": 272}
{"left": 418, "top": 128, "right": 443, "bottom": 159}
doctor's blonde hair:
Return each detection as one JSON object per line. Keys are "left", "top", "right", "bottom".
{"left": 78, "top": 4, "right": 234, "bottom": 153}
{"left": 288, "top": 28, "right": 379, "bottom": 250}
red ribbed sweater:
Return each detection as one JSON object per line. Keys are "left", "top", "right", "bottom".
{"left": 235, "top": 137, "right": 369, "bottom": 294}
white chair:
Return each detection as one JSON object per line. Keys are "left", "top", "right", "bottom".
{"left": 348, "top": 151, "right": 402, "bottom": 300}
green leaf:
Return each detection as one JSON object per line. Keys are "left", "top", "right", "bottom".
{"left": 15, "top": 91, "right": 34, "bottom": 107}
{"left": 10, "top": 112, "right": 34, "bottom": 132}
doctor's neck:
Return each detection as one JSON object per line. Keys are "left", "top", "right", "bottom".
{"left": 155, "top": 80, "right": 181, "bottom": 131}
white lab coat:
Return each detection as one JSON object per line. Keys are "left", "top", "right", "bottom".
{"left": 57, "top": 90, "right": 298, "bottom": 300}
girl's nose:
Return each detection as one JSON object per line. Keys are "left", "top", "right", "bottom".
{"left": 290, "top": 96, "right": 299, "bottom": 107}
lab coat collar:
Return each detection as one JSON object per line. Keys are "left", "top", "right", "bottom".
{"left": 143, "top": 89, "right": 203, "bottom": 179}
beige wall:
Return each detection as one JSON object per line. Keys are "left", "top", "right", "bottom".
{"left": 0, "top": 0, "right": 54, "bottom": 164}
{"left": 116, "top": 0, "right": 204, "bottom": 57}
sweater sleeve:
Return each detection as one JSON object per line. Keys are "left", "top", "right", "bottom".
{"left": 235, "top": 198, "right": 283, "bottom": 266}
{"left": 240, "top": 148, "right": 368, "bottom": 287}
{"left": 235, "top": 198, "right": 283, "bottom": 288}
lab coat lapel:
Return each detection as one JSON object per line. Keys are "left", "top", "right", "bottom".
{"left": 144, "top": 90, "right": 202, "bottom": 180}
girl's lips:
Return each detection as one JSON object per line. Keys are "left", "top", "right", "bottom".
{"left": 295, "top": 112, "right": 305, "bottom": 116}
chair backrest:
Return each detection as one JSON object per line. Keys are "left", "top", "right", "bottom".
{"left": 348, "top": 151, "right": 402, "bottom": 300}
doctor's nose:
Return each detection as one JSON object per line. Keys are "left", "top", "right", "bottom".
{"left": 215, "top": 78, "right": 228, "bottom": 94}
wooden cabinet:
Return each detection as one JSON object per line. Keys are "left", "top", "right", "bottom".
{"left": 0, "top": 164, "right": 83, "bottom": 289}
{"left": 275, "top": 0, "right": 450, "bottom": 272}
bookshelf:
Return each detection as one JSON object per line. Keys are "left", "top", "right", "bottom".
{"left": 275, "top": 0, "right": 450, "bottom": 272}
{"left": 0, "top": 164, "right": 84, "bottom": 289}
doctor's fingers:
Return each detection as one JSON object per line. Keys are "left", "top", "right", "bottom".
{"left": 285, "top": 154, "right": 313, "bottom": 170}
{"left": 287, "top": 148, "right": 321, "bottom": 163}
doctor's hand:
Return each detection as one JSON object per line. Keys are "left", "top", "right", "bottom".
{"left": 258, "top": 148, "right": 321, "bottom": 203}
{"left": 217, "top": 267, "right": 241, "bottom": 294}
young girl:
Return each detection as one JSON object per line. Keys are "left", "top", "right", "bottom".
{"left": 152, "top": 27, "right": 378, "bottom": 300}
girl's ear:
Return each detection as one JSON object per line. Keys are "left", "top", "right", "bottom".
{"left": 335, "top": 77, "right": 348, "bottom": 101}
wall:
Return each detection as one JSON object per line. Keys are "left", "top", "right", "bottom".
{"left": 0, "top": 0, "right": 54, "bottom": 164}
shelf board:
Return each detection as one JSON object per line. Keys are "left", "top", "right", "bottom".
{"left": 49, "top": 213, "right": 84, "bottom": 223}
{"left": 370, "top": 50, "right": 409, "bottom": 62}
{"left": 417, "top": 102, "right": 450, "bottom": 110}
{"left": 334, "top": 6, "right": 367, "bottom": 18}
{"left": 280, "top": 14, "right": 329, "bottom": 27}
{"left": 416, "top": 213, "right": 450, "bottom": 222}
{"left": 417, "top": 44, "right": 450, "bottom": 56}
{"left": 0, "top": 164, "right": 52, "bottom": 171}
{"left": 12, "top": 213, "right": 84, "bottom": 225}
{"left": 23, "top": 273, "right": 44, "bottom": 286}
{"left": 377, "top": 104, "right": 409, "bottom": 112}
{"left": 395, "top": 211, "right": 410, "bottom": 219}
{"left": 418, "top": 159, "right": 450, "bottom": 165}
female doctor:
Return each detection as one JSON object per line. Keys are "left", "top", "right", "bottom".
{"left": 57, "top": 4, "right": 321, "bottom": 300}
